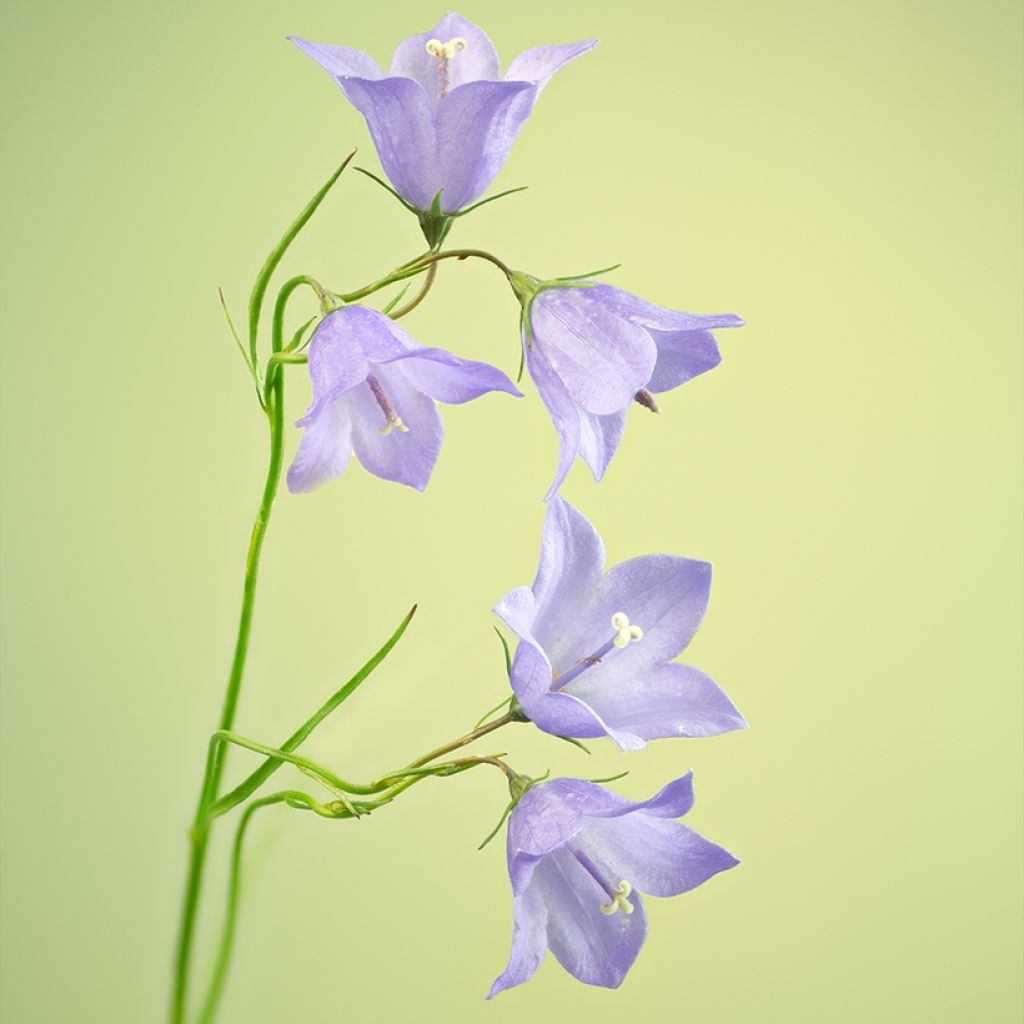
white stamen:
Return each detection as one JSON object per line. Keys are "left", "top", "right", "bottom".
{"left": 600, "top": 880, "right": 635, "bottom": 916}
{"left": 424, "top": 37, "right": 468, "bottom": 97}
{"left": 611, "top": 612, "right": 644, "bottom": 649}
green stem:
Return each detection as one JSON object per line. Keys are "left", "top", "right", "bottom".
{"left": 197, "top": 791, "right": 339, "bottom": 1024}
{"left": 336, "top": 248, "right": 514, "bottom": 305}
{"left": 198, "top": 749, "right": 513, "bottom": 1020}
{"left": 172, "top": 276, "right": 314, "bottom": 1024}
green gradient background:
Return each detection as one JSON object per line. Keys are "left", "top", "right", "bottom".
{"left": 1, "top": 1, "right": 1021, "bottom": 1021}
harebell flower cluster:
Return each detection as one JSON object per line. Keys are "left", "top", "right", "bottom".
{"left": 172, "top": 13, "right": 745, "bottom": 1021}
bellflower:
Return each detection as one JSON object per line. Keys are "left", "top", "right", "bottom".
{"left": 287, "top": 305, "right": 520, "bottom": 493}
{"left": 289, "top": 14, "right": 596, "bottom": 216}
{"left": 489, "top": 771, "right": 737, "bottom": 996}
{"left": 494, "top": 498, "right": 745, "bottom": 750}
{"left": 511, "top": 274, "right": 744, "bottom": 498}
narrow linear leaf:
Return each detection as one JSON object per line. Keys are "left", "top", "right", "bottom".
{"left": 215, "top": 605, "right": 417, "bottom": 812}
{"left": 585, "top": 771, "right": 629, "bottom": 785}
{"left": 248, "top": 150, "right": 356, "bottom": 367}
{"left": 220, "top": 289, "right": 264, "bottom": 406}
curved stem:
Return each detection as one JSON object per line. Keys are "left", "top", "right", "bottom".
{"left": 405, "top": 712, "right": 515, "bottom": 770}
{"left": 172, "top": 276, "right": 306, "bottom": 1024}
{"left": 336, "top": 248, "right": 513, "bottom": 305}
{"left": 389, "top": 262, "right": 437, "bottom": 320}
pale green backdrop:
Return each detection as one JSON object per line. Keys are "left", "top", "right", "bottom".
{"left": 1, "top": 0, "right": 1021, "bottom": 1021}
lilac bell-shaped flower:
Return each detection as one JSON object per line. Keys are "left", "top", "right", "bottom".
{"left": 289, "top": 13, "right": 596, "bottom": 222}
{"left": 287, "top": 305, "right": 520, "bottom": 493}
{"left": 510, "top": 273, "right": 745, "bottom": 498}
{"left": 489, "top": 771, "right": 738, "bottom": 996}
{"left": 494, "top": 498, "right": 746, "bottom": 750}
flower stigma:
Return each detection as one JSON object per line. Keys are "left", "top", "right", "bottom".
{"left": 425, "top": 37, "right": 468, "bottom": 97}
{"left": 600, "top": 881, "right": 635, "bottom": 916}
{"left": 550, "top": 612, "right": 643, "bottom": 692}
{"left": 366, "top": 374, "right": 409, "bottom": 436}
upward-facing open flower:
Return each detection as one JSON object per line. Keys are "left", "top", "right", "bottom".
{"left": 287, "top": 305, "right": 520, "bottom": 493}
{"left": 489, "top": 772, "right": 738, "bottom": 996}
{"left": 290, "top": 14, "right": 596, "bottom": 215}
{"left": 494, "top": 498, "right": 746, "bottom": 750}
{"left": 511, "top": 274, "right": 744, "bottom": 499}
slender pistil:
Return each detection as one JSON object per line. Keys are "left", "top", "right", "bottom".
{"left": 366, "top": 374, "right": 409, "bottom": 435}
{"left": 550, "top": 612, "right": 643, "bottom": 692}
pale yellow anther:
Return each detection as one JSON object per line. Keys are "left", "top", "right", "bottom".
{"left": 425, "top": 37, "right": 468, "bottom": 59}
{"left": 378, "top": 417, "right": 409, "bottom": 437}
{"left": 600, "top": 881, "right": 635, "bottom": 916}
{"left": 611, "top": 612, "right": 643, "bottom": 650}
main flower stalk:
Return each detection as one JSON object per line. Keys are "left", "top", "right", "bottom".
{"left": 171, "top": 277, "right": 302, "bottom": 1024}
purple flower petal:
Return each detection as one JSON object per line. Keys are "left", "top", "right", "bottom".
{"left": 526, "top": 345, "right": 581, "bottom": 500}
{"left": 487, "top": 886, "right": 549, "bottom": 998}
{"left": 344, "top": 363, "right": 443, "bottom": 490}
{"left": 551, "top": 554, "right": 712, "bottom": 682}
{"left": 391, "top": 13, "right": 501, "bottom": 104}
{"left": 577, "top": 406, "right": 627, "bottom": 482}
{"left": 532, "top": 849, "right": 648, "bottom": 988}
{"left": 288, "top": 36, "right": 383, "bottom": 80}
{"left": 580, "top": 813, "right": 739, "bottom": 898}
{"left": 646, "top": 326, "right": 723, "bottom": 393}
{"left": 571, "top": 662, "right": 747, "bottom": 741}
{"left": 336, "top": 76, "right": 440, "bottom": 211}
{"left": 531, "top": 286, "right": 657, "bottom": 415}
{"left": 434, "top": 79, "right": 535, "bottom": 212}
{"left": 589, "top": 284, "right": 745, "bottom": 333}
{"left": 505, "top": 41, "right": 599, "bottom": 92}
{"left": 286, "top": 397, "right": 353, "bottom": 493}
{"left": 386, "top": 347, "right": 521, "bottom": 404}
{"left": 531, "top": 498, "right": 605, "bottom": 655}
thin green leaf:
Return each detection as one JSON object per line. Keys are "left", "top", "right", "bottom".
{"left": 455, "top": 186, "right": 528, "bottom": 217}
{"left": 220, "top": 289, "right": 264, "bottom": 407}
{"left": 213, "top": 605, "right": 417, "bottom": 815}
{"left": 248, "top": 151, "right": 356, "bottom": 368}
{"left": 381, "top": 282, "right": 412, "bottom": 314}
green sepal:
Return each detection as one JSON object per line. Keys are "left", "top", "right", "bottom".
{"left": 554, "top": 735, "right": 591, "bottom": 754}
{"left": 585, "top": 771, "right": 629, "bottom": 785}
{"left": 553, "top": 263, "right": 622, "bottom": 281}
{"left": 354, "top": 166, "right": 417, "bottom": 213}
{"left": 493, "top": 625, "right": 513, "bottom": 678}
{"left": 417, "top": 190, "right": 454, "bottom": 249}
{"left": 454, "top": 185, "right": 528, "bottom": 218}
{"left": 478, "top": 769, "right": 550, "bottom": 850}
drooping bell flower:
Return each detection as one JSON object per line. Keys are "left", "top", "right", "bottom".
{"left": 493, "top": 497, "right": 745, "bottom": 750}
{"left": 510, "top": 273, "right": 745, "bottom": 499}
{"left": 289, "top": 13, "right": 596, "bottom": 223}
{"left": 489, "top": 771, "right": 738, "bottom": 995}
{"left": 287, "top": 305, "right": 520, "bottom": 493}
